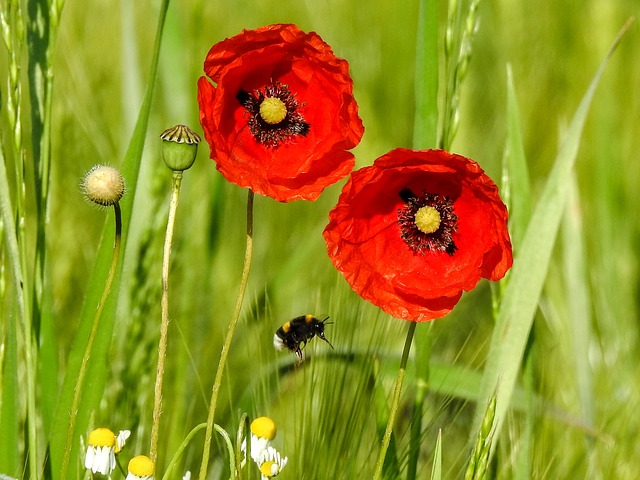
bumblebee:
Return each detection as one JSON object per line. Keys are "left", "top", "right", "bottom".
{"left": 273, "top": 314, "right": 333, "bottom": 362}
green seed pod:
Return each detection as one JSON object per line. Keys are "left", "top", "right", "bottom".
{"left": 160, "top": 125, "right": 201, "bottom": 171}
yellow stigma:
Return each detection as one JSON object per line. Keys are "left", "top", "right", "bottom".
{"left": 414, "top": 206, "right": 441, "bottom": 234}
{"left": 87, "top": 428, "right": 116, "bottom": 448}
{"left": 251, "top": 416, "right": 277, "bottom": 440}
{"left": 259, "top": 97, "right": 287, "bottom": 124}
{"left": 128, "top": 455, "right": 155, "bottom": 476}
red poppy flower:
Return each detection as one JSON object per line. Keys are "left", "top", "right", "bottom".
{"left": 197, "top": 24, "right": 364, "bottom": 202}
{"left": 323, "top": 149, "right": 513, "bottom": 322}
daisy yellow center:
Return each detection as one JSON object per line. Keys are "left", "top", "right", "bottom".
{"left": 251, "top": 416, "right": 277, "bottom": 440}
{"left": 414, "top": 206, "right": 441, "bottom": 234}
{"left": 88, "top": 428, "right": 116, "bottom": 448}
{"left": 259, "top": 97, "right": 287, "bottom": 124}
{"left": 259, "top": 461, "right": 278, "bottom": 477}
{"left": 128, "top": 455, "right": 155, "bottom": 476}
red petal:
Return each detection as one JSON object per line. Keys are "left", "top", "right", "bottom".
{"left": 198, "top": 24, "right": 364, "bottom": 202}
{"left": 324, "top": 148, "right": 513, "bottom": 321}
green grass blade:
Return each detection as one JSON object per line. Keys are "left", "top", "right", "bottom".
{"left": 430, "top": 429, "right": 442, "bottom": 480}
{"left": 512, "top": 352, "right": 534, "bottom": 480}
{"left": 503, "top": 64, "right": 531, "bottom": 250}
{"left": 412, "top": 0, "right": 439, "bottom": 150}
{"left": 562, "top": 174, "right": 594, "bottom": 426}
{"left": 471, "top": 18, "right": 632, "bottom": 452}
{"left": 0, "top": 127, "right": 23, "bottom": 479}
{"left": 47, "top": 1, "right": 171, "bottom": 477}
{"left": 0, "top": 293, "right": 20, "bottom": 477}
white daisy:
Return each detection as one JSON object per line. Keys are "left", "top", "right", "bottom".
{"left": 241, "top": 417, "right": 277, "bottom": 463}
{"left": 115, "top": 429, "right": 131, "bottom": 453}
{"left": 84, "top": 428, "right": 116, "bottom": 475}
{"left": 125, "top": 455, "right": 155, "bottom": 480}
{"left": 257, "top": 446, "right": 288, "bottom": 479}
{"left": 84, "top": 427, "right": 130, "bottom": 475}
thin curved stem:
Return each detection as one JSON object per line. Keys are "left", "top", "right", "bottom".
{"left": 198, "top": 189, "right": 254, "bottom": 480}
{"left": 373, "top": 321, "right": 417, "bottom": 480}
{"left": 162, "top": 423, "right": 206, "bottom": 480}
{"left": 150, "top": 171, "right": 183, "bottom": 463}
{"left": 60, "top": 202, "right": 122, "bottom": 479}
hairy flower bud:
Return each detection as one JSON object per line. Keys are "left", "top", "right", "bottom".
{"left": 82, "top": 165, "right": 125, "bottom": 206}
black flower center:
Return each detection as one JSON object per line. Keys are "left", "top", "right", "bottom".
{"left": 236, "top": 81, "right": 310, "bottom": 148}
{"left": 397, "top": 188, "right": 458, "bottom": 255}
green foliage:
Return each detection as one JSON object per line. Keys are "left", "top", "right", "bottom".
{"left": 473, "top": 17, "right": 629, "bottom": 459}
{"left": 1, "top": 0, "right": 639, "bottom": 479}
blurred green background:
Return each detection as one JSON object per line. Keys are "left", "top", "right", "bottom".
{"left": 2, "top": 0, "right": 640, "bottom": 478}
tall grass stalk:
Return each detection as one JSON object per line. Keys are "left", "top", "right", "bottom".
{"left": 0, "top": 2, "right": 38, "bottom": 476}
{"left": 409, "top": 0, "right": 439, "bottom": 476}
{"left": 464, "top": 392, "right": 496, "bottom": 480}
{"left": 440, "top": 0, "right": 480, "bottom": 149}
{"left": 60, "top": 201, "right": 122, "bottom": 480}
{"left": 404, "top": 0, "right": 479, "bottom": 476}
{"left": 0, "top": 138, "right": 24, "bottom": 477}
{"left": 198, "top": 189, "right": 255, "bottom": 480}
{"left": 150, "top": 170, "right": 185, "bottom": 463}
{"left": 413, "top": 0, "right": 439, "bottom": 150}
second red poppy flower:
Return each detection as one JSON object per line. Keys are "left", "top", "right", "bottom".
{"left": 198, "top": 24, "right": 364, "bottom": 202}
{"left": 323, "top": 149, "right": 513, "bottom": 322}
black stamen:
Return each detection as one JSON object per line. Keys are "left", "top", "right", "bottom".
{"left": 236, "top": 89, "right": 251, "bottom": 107}
{"left": 397, "top": 190, "right": 458, "bottom": 255}
{"left": 236, "top": 81, "right": 310, "bottom": 148}
{"left": 399, "top": 188, "right": 416, "bottom": 203}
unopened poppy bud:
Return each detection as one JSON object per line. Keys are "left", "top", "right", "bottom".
{"left": 82, "top": 165, "right": 125, "bottom": 206}
{"left": 160, "top": 125, "right": 200, "bottom": 171}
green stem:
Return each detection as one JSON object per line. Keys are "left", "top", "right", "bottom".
{"left": 198, "top": 189, "right": 254, "bottom": 480}
{"left": 162, "top": 423, "right": 206, "bottom": 480}
{"left": 60, "top": 202, "right": 122, "bottom": 479}
{"left": 407, "top": 324, "right": 432, "bottom": 480}
{"left": 216, "top": 424, "right": 236, "bottom": 480}
{"left": 150, "top": 171, "right": 183, "bottom": 463}
{"left": 1, "top": 3, "right": 37, "bottom": 475}
{"left": 373, "top": 321, "right": 417, "bottom": 480}
{"left": 236, "top": 413, "right": 249, "bottom": 480}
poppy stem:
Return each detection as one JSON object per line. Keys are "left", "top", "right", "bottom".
{"left": 407, "top": 323, "right": 432, "bottom": 480}
{"left": 150, "top": 170, "right": 184, "bottom": 464}
{"left": 198, "top": 189, "right": 254, "bottom": 480}
{"left": 373, "top": 320, "right": 417, "bottom": 480}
